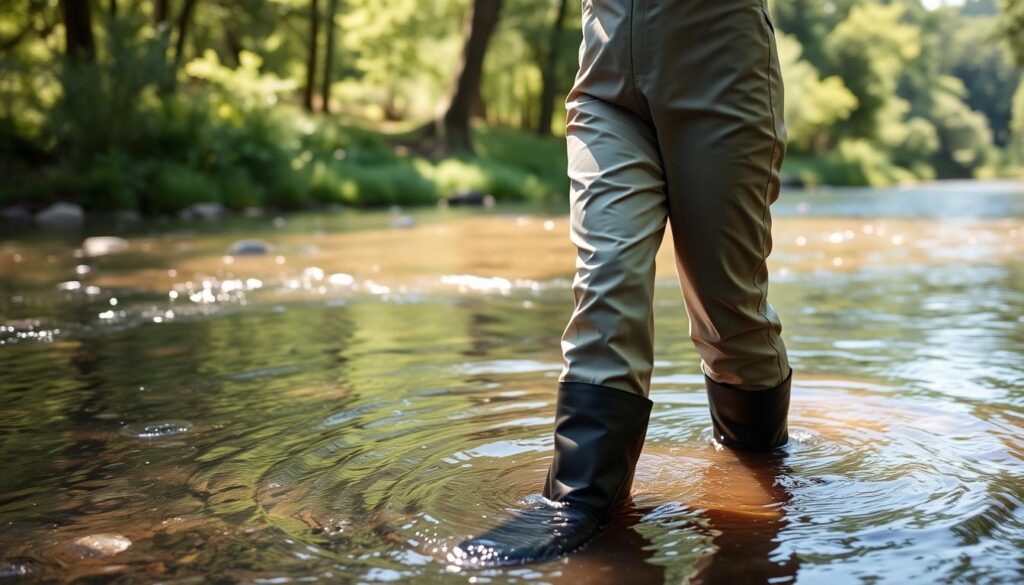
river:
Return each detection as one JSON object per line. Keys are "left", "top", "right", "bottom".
{"left": 0, "top": 180, "right": 1022, "bottom": 583}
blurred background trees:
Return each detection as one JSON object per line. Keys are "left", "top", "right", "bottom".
{"left": 0, "top": 0, "right": 1021, "bottom": 213}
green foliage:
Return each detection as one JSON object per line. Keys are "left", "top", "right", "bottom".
{"left": 777, "top": 33, "right": 858, "bottom": 153}
{"left": 0, "top": 0, "right": 1020, "bottom": 211}
{"left": 824, "top": 3, "right": 921, "bottom": 140}
{"left": 148, "top": 162, "right": 219, "bottom": 212}
{"left": 940, "top": 14, "right": 1020, "bottom": 145}
{"left": 929, "top": 81, "right": 995, "bottom": 177}
{"left": 822, "top": 139, "right": 919, "bottom": 187}
{"left": 1012, "top": 79, "right": 1024, "bottom": 163}
{"left": 49, "top": 13, "right": 172, "bottom": 161}
{"left": 1000, "top": 0, "right": 1024, "bottom": 65}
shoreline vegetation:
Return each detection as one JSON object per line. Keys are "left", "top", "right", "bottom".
{"left": 3, "top": 0, "right": 1024, "bottom": 219}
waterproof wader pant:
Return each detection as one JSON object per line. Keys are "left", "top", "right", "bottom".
{"left": 452, "top": 0, "right": 792, "bottom": 566}
{"left": 559, "top": 0, "right": 791, "bottom": 396}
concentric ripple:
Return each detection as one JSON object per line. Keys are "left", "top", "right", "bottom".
{"left": 232, "top": 369, "right": 1021, "bottom": 583}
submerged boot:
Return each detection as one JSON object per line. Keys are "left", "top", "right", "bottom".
{"left": 705, "top": 369, "right": 792, "bottom": 451}
{"left": 450, "top": 382, "right": 653, "bottom": 567}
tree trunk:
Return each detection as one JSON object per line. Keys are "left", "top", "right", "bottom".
{"left": 155, "top": 0, "right": 168, "bottom": 28}
{"left": 173, "top": 0, "right": 198, "bottom": 69}
{"left": 224, "top": 22, "right": 242, "bottom": 66}
{"left": 320, "top": 0, "right": 339, "bottom": 113}
{"left": 433, "top": 0, "right": 504, "bottom": 154}
{"left": 537, "top": 0, "right": 568, "bottom": 136}
{"left": 60, "top": 0, "right": 95, "bottom": 62}
{"left": 109, "top": 0, "right": 118, "bottom": 17}
{"left": 304, "top": 0, "right": 320, "bottom": 112}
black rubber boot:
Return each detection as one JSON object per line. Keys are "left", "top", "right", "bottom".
{"left": 705, "top": 369, "right": 792, "bottom": 451}
{"left": 449, "top": 382, "right": 653, "bottom": 567}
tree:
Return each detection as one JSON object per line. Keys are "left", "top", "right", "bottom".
{"left": 173, "top": 0, "right": 199, "bottom": 69}
{"left": 304, "top": 0, "right": 320, "bottom": 112}
{"left": 60, "top": 0, "right": 95, "bottom": 62}
{"left": 429, "top": 0, "right": 504, "bottom": 154}
{"left": 940, "top": 14, "right": 1020, "bottom": 145}
{"left": 776, "top": 33, "right": 857, "bottom": 153}
{"left": 320, "top": 0, "right": 339, "bottom": 113}
{"left": 1000, "top": 0, "right": 1024, "bottom": 65}
{"left": 536, "top": 0, "right": 568, "bottom": 136}
{"left": 773, "top": 0, "right": 855, "bottom": 67}
{"left": 155, "top": 0, "right": 169, "bottom": 28}
{"left": 825, "top": 2, "right": 920, "bottom": 140}
{"left": 929, "top": 78, "right": 995, "bottom": 177}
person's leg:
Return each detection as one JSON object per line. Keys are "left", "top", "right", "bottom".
{"left": 451, "top": 94, "right": 666, "bottom": 568}
{"left": 451, "top": 1, "right": 668, "bottom": 562}
{"left": 558, "top": 97, "right": 668, "bottom": 397}
{"left": 643, "top": 0, "right": 791, "bottom": 449}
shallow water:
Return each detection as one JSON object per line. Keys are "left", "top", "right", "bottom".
{"left": 1, "top": 181, "right": 1022, "bottom": 583}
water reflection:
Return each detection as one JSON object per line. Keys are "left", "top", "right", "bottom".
{"left": 687, "top": 450, "right": 799, "bottom": 585}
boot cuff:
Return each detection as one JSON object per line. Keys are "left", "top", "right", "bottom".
{"left": 705, "top": 369, "right": 791, "bottom": 451}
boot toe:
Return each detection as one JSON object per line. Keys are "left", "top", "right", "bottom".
{"left": 449, "top": 504, "right": 600, "bottom": 567}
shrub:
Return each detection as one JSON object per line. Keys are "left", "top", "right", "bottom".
{"left": 146, "top": 163, "right": 219, "bottom": 213}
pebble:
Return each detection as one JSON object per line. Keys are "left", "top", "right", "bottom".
{"left": 83, "top": 237, "right": 129, "bottom": 257}
{"left": 228, "top": 239, "right": 271, "bottom": 256}
{"left": 71, "top": 534, "right": 131, "bottom": 558}
{"left": 0, "top": 561, "right": 29, "bottom": 577}
{"left": 179, "top": 202, "right": 227, "bottom": 221}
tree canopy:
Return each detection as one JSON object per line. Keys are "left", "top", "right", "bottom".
{"left": 0, "top": 0, "right": 1020, "bottom": 212}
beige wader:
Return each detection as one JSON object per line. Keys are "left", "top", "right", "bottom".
{"left": 559, "top": 0, "right": 789, "bottom": 395}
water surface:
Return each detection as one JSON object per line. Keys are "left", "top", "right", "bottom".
{"left": 1, "top": 182, "right": 1022, "bottom": 583}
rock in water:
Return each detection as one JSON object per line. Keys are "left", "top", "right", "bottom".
{"left": 228, "top": 239, "right": 271, "bottom": 256}
{"left": 440, "top": 190, "right": 496, "bottom": 208}
{"left": 179, "top": 202, "right": 227, "bottom": 221}
{"left": 390, "top": 215, "right": 415, "bottom": 229}
{"left": 82, "top": 236, "right": 129, "bottom": 257}
{"left": 72, "top": 534, "right": 131, "bottom": 558}
{"left": 120, "top": 420, "right": 193, "bottom": 438}
{"left": 0, "top": 205, "right": 33, "bottom": 224}
{"left": 0, "top": 562, "right": 30, "bottom": 577}
{"left": 36, "top": 203, "right": 85, "bottom": 229}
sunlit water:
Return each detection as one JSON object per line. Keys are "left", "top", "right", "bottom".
{"left": 1, "top": 181, "right": 1022, "bottom": 583}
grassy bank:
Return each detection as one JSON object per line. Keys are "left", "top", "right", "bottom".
{"left": 4, "top": 105, "right": 571, "bottom": 215}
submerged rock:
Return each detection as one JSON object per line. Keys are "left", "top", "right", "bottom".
{"left": 36, "top": 203, "right": 85, "bottom": 229}
{"left": 0, "top": 561, "right": 30, "bottom": 577}
{"left": 179, "top": 202, "right": 227, "bottom": 221}
{"left": 228, "top": 239, "right": 271, "bottom": 256}
{"left": 0, "top": 205, "right": 32, "bottom": 224}
{"left": 71, "top": 534, "right": 131, "bottom": 558}
{"left": 781, "top": 174, "right": 807, "bottom": 189}
{"left": 120, "top": 420, "right": 193, "bottom": 439}
{"left": 82, "top": 236, "right": 129, "bottom": 257}
{"left": 440, "top": 190, "right": 496, "bottom": 208}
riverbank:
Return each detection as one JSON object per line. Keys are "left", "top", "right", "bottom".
{"left": 6, "top": 107, "right": 1019, "bottom": 223}
{"left": 3, "top": 117, "right": 571, "bottom": 220}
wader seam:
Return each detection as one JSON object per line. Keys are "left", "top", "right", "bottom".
{"left": 754, "top": 4, "right": 785, "bottom": 384}
{"left": 626, "top": 0, "right": 645, "bottom": 114}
